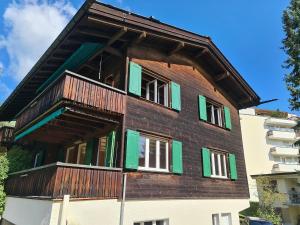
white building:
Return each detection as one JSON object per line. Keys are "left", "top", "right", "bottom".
{"left": 240, "top": 108, "right": 300, "bottom": 225}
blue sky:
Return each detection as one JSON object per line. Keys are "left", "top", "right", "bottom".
{"left": 0, "top": 0, "right": 296, "bottom": 114}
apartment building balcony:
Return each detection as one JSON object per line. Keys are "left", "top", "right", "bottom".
{"left": 270, "top": 146, "right": 300, "bottom": 157}
{"left": 267, "top": 130, "right": 298, "bottom": 141}
{"left": 5, "top": 162, "right": 122, "bottom": 199}
{"left": 265, "top": 117, "right": 297, "bottom": 128}
{"left": 273, "top": 163, "right": 300, "bottom": 172}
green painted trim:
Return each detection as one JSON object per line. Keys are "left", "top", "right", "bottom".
{"left": 125, "top": 129, "right": 140, "bottom": 169}
{"left": 172, "top": 140, "right": 183, "bottom": 174}
{"left": 229, "top": 153, "right": 238, "bottom": 180}
{"left": 171, "top": 81, "right": 181, "bottom": 111}
{"left": 15, "top": 108, "right": 66, "bottom": 141}
{"left": 36, "top": 43, "right": 103, "bottom": 93}
{"left": 202, "top": 147, "right": 211, "bottom": 177}
{"left": 105, "top": 131, "right": 116, "bottom": 167}
{"left": 128, "top": 62, "right": 142, "bottom": 96}
{"left": 198, "top": 95, "right": 207, "bottom": 121}
{"left": 224, "top": 106, "right": 232, "bottom": 130}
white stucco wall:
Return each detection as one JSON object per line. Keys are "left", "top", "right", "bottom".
{"left": 3, "top": 197, "right": 249, "bottom": 225}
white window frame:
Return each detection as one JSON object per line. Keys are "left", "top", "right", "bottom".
{"left": 34, "top": 152, "right": 41, "bottom": 168}
{"left": 211, "top": 151, "right": 228, "bottom": 179}
{"left": 138, "top": 135, "right": 169, "bottom": 172}
{"left": 143, "top": 73, "right": 169, "bottom": 107}
{"left": 134, "top": 219, "right": 169, "bottom": 225}
{"left": 212, "top": 213, "right": 232, "bottom": 225}
{"left": 207, "top": 102, "right": 223, "bottom": 127}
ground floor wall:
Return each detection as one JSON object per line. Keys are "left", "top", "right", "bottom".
{"left": 2, "top": 197, "right": 250, "bottom": 225}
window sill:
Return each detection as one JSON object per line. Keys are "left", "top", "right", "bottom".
{"left": 137, "top": 97, "right": 177, "bottom": 112}
{"left": 210, "top": 175, "right": 229, "bottom": 180}
{"left": 200, "top": 119, "right": 229, "bottom": 131}
{"left": 138, "top": 167, "right": 170, "bottom": 174}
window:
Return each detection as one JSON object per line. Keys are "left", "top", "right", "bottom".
{"left": 134, "top": 219, "right": 168, "bottom": 225}
{"left": 206, "top": 101, "right": 224, "bottom": 127}
{"left": 212, "top": 213, "right": 232, "bottom": 225}
{"left": 138, "top": 134, "right": 169, "bottom": 172}
{"left": 211, "top": 150, "right": 228, "bottom": 178}
{"left": 141, "top": 72, "right": 169, "bottom": 107}
{"left": 66, "top": 143, "right": 87, "bottom": 164}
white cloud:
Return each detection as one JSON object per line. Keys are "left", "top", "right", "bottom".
{"left": 0, "top": 81, "right": 11, "bottom": 100}
{"left": 0, "top": 0, "right": 76, "bottom": 81}
{"left": 0, "top": 62, "right": 3, "bottom": 76}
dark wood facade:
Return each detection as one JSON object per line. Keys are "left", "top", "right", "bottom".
{"left": 0, "top": 126, "right": 14, "bottom": 145}
{"left": 124, "top": 53, "right": 249, "bottom": 200}
{"left": 2, "top": 1, "right": 259, "bottom": 201}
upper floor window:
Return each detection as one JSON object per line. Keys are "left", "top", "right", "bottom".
{"left": 212, "top": 213, "right": 232, "bottom": 225}
{"left": 141, "top": 72, "right": 169, "bottom": 107}
{"left": 199, "top": 95, "right": 232, "bottom": 130}
{"left": 138, "top": 134, "right": 169, "bottom": 172}
{"left": 207, "top": 101, "right": 224, "bottom": 127}
{"left": 211, "top": 150, "right": 228, "bottom": 178}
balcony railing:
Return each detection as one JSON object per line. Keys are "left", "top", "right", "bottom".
{"left": 267, "top": 130, "right": 298, "bottom": 141}
{"left": 270, "top": 146, "right": 300, "bottom": 156}
{"left": 5, "top": 162, "right": 122, "bottom": 199}
{"left": 0, "top": 127, "right": 14, "bottom": 144}
{"left": 273, "top": 163, "right": 300, "bottom": 172}
{"left": 265, "top": 117, "right": 297, "bottom": 128}
{"left": 15, "top": 71, "right": 126, "bottom": 131}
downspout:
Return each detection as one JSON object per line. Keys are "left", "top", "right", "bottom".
{"left": 119, "top": 173, "right": 127, "bottom": 225}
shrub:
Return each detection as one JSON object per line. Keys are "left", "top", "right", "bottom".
{"left": 7, "top": 145, "right": 33, "bottom": 173}
{"left": 0, "top": 152, "right": 8, "bottom": 215}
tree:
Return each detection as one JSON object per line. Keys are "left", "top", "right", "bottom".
{"left": 256, "top": 177, "right": 285, "bottom": 225}
{"left": 7, "top": 145, "right": 33, "bottom": 173}
{"left": 282, "top": 0, "right": 300, "bottom": 111}
{"left": 0, "top": 151, "right": 8, "bottom": 215}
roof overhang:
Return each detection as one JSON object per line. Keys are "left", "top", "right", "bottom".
{"left": 0, "top": 0, "right": 260, "bottom": 120}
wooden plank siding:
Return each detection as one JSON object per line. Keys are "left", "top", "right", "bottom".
{"left": 5, "top": 163, "right": 122, "bottom": 199}
{"left": 124, "top": 51, "right": 249, "bottom": 200}
{"left": 15, "top": 72, "right": 125, "bottom": 131}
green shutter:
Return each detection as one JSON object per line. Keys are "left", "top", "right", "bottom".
{"left": 198, "top": 95, "right": 207, "bottom": 121}
{"left": 202, "top": 148, "right": 211, "bottom": 177}
{"left": 105, "top": 131, "right": 116, "bottom": 167}
{"left": 224, "top": 106, "right": 232, "bottom": 130}
{"left": 125, "top": 129, "right": 140, "bottom": 169}
{"left": 172, "top": 140, "right": 183, "bottom": 174}
{"left": 171, "top": 82, "right": 181, "bottom": 111}
{"left": 128, "top": 62, "right": 142, "bottom": 96}
{"left": 229, "top": 154, "right": 238, "bottom": 180}
{"left": 85, "top": 139, "right": 95, "bottom": 165}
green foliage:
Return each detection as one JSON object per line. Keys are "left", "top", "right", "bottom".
{"left": 256, "top": 177, "right": 285, "bottom": 225}
{"left": 270, "top": 109, "right": 288, "bottom": 119}
{"left": 282, "top": 0, "right": 300, "bottom": 110}
{"left": 0, "top": 152, "right": 8, "bottom": 215}
{"left": 7, "top": 145, "right": 33, "bottom": 173}
{"left": 240, "top": 202, "right": 259, "bottom": 217}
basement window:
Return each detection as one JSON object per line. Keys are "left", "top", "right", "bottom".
{"left": 141, "top": 71, "right": 169, "bottom": 107}
{"left": 134, "top": 219, "right": 168, "bottom": 225}
{"left": 206, "top": 101, "right": 224, "bottom": 127}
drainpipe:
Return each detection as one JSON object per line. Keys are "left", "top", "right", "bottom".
{"left": 119, "top": 173, "right": 127, "bottom": 225}
{"left": 59, "top": 195, "right": 70, "bottom": 225}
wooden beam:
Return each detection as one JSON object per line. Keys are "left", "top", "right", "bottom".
{"left": 132, "top": 31, "right": 147, "bottom": 45}
{"left": 215, "top": 71, "right": 230, "bottom": 82}
{"left": 88, "top": 27, "right": 128, "bottom": 62}
{"left": 77, "top": 27, "right": 128, "bottom": 42}
{"left": 195, "top": 48, "right": 208, "bottom": 58}
{"left": 104, "top": 46, "right": 123, "bottom": 57}
{"left": 168, "top": 41, "right": 185, "bottom": 56}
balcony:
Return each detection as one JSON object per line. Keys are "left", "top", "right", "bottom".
{"left": 267, "top": 130, "right": 298, "bottom": 141}
{"left": 286, "top": 192, "right": 300, "bottom": 206}
{"left": 270, "top": 146, "right": 300, "bottom": 156}
{"left": 5, "top": 162, "right": 122, "bottom": 199}
{"left": 265, "top": 117, "right": 297, "bottom": 128}
{"left": 273, "top": 163, "right": 300, "bottom": 172}
{"left": 15, "top": 70, "right": 126, "bottom": 132}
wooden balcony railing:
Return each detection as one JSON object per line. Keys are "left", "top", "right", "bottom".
{"left": 15, "top": 71, "right": 126, "bottom": 131}
{"left": 5, "top": 162, "right": 122, "bottom": 199}
{"left": 0, "top": 127, "right": 14, "bottom": 144}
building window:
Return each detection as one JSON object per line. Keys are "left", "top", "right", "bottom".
{"left": 66, "top": 142, "right": 87, "bottom": 164}
{"left": 134, "top": 219, "right": 168, "bottom": 225}
{"left": 212, "top": 213, "right": 232, "bottom": 225}
{"left": 141, "top": 72, "right": 169, "bottom": 107}
{"left": 206, "top": 101, "right": 224, "bottom": 127}
{"left": 138, "top": 134, "right": 169, "bottom": 172}
{"left": 211, "top": 150, "right": 228, "bottom": 178}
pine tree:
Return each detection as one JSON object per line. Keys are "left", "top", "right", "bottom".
{"left": 282, "top": 0, "right": 300, "bottom": 111}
